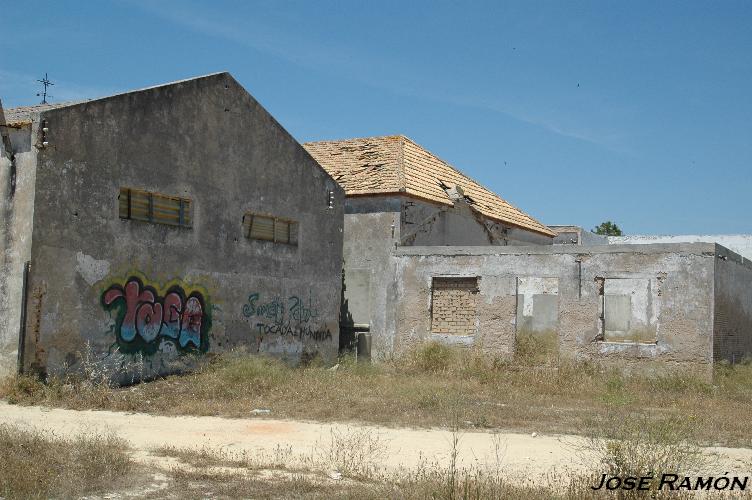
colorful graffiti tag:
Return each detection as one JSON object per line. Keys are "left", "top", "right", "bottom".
{"left": 242, "top": 292, "right": 332, "bottom": 342}
{"left": 102, "top": 277, "right": 210, "bottom": 354}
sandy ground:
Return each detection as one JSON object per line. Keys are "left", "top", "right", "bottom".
{"left": 1, "top": 401, "right": 751, "bottom": 481}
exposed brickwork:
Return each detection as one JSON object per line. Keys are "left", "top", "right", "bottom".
{"left": 431, "top": 277, "right": 479, "bottom": 335}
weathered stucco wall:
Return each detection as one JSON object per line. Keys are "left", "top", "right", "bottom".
{"left": 18, "top": 73, "right": 344, "bottom": 382}
{"left": 550, "top": 225, "right": 608, "bottom": 246}
{"left": 713, "top": 244, "right": 752, "bottom": 363}
{"left": 401, "top": 197, "right": 552, "bottom": 247}
{"left": 341, "top": 197, "right": 400, "bottom": 356}
{"left": 0, "top": 123, "right": 38, "bottom": 378}
{"left": 391, "top": 243, "right": 717, "bottom": 375}
{"left": 342, "top": 194, "right": 551, "bottom": 358}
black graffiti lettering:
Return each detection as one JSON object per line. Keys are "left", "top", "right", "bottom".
{"left": 255, "top": 321, "right": 332, "bottom": 342}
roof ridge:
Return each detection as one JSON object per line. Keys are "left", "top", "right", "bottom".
{"left": 4, "top": 100, "right": 84, "bottom": 113}
{"left": 303, "top": 134, "right": 405, "bottom": 146}
{"left": 2, "top": 73, "right": 230, "bottom": 121}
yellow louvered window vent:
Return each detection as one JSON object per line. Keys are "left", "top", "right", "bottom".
{"left": 243, "top": 212, "right": 298, "bottom": 245}
{"left": 119, "top": 187, "right": 192, "bottom": 228}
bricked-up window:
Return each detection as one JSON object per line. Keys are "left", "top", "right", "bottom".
{"left": 119, "top": 188, "right": 192, "bottom": 227}
{"left": 243, "top": 212, "right": 298, "bottom": 245}
{"left": 430, "top": 277, "right": 479, "bottom": 335}
{"left": 598, "top": 277, "right": 657, "bottom": 344}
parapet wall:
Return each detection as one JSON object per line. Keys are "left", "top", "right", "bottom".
{"left": 390, "top": 243, "right": 721, "bottom": 375}
{"left": 610, "top": 234, "right": 752, "bottom": 261}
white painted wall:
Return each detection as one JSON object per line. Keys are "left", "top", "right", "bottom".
{"left": 609, "top": 235, "right": 752, "bottom": 261}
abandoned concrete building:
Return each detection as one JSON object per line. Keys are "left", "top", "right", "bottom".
{"left": 305, "top": 136, "right": 752, "bottom": 375}
{"left": 391, "top": 243, "right": 752, "bottom": 377}
{"left": 2, "top": 75, "right": 750, "bottom": 381}
{"left": 0, "top": 72, "right": 345, "bottom": 381}
{"left": 304, "top": 135, "right": 556, "bottom": 354}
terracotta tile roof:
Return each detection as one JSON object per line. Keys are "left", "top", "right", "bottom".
{"left": 304, "top": 135, "right": 554, "bottom": 237}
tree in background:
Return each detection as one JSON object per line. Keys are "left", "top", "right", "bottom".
{"left": 593, "top": 221, "right": 623, "bottom": 236}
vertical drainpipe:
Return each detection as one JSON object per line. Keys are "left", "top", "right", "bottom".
{"left": 575, "top": 257, "right": 583, "bottom": 298}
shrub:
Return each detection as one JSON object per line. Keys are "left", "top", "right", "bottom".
{"left": 0, "top": 424, "right": 133, "bottom": 499}
{"left": 410, "top": 342, "right": 456, "bottom": 373}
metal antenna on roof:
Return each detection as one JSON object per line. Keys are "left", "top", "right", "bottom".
{"left": 36, "top": 73, "right": 54, "bottom": 104}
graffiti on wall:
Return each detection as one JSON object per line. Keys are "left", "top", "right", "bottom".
{"left": 242, "top": 292, "right": 332, "bottom": 342}
{"left": 102, "top": 276, "right": 211, "bottom": 355}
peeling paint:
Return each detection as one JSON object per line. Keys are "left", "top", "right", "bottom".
{"left": 76, "top": 252, "right": 111, "bottom": 286}
{"left": 389, "top": 243, "right": 734, "bottom": 378}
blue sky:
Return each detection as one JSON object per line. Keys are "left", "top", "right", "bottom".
{"left": 2, "top": 1, "right": 751, "bottom": 234}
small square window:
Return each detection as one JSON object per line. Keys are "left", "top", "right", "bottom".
{"left": 598, "top": 278, "right": 657, "bottom": 343}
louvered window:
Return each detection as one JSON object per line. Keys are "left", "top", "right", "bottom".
{"left": 243, "top": 212, "right": 297, "bottom": 245}
{"left": 119, "top": 188, "right": 192, "bottom": 227}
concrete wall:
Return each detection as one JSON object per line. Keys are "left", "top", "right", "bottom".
{"left": 610, "top": 234, "right": 752, "bottom": 261}
{"left": 550, "top": 225, "right": 608, "bottom": 246}
{"left": 390, "top": 244, "right": 717, "bottom": 375}
{"left": 401, "top": 197, "right": 552, "bottom": 246}
{"left": 17, "top": 73, "right": 344, "bottom": 381}
{"left": 0, "top": 123, "right": 38, "bottom": 378}
{"left": 713, "top": 244, "right": 752, "bottom": 363}
{"left": 341, "top": 197, "right": 401, "bottom": 356}
{"left": 341, "top": 194, "right": 551, "bottom": 357}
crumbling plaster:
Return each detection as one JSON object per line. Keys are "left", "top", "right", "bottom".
{"left": 3, "top": 73, "right": 345, "bottom": 382}
{"left": 0, "top": 122, "right": 38, "bottom": 378}
{"left": 341, "top": 194, "right": 553, "bottom": 358}
{"left": 390, "top": 243, "right": 723, "bottom": 376}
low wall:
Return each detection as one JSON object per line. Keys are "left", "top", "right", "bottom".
{"left": 610, "top": 234, "right": 752, "bottom": 261}
{"left": 390, "top": 243, "right": 718, "bottom": 375}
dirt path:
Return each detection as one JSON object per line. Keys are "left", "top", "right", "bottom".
{"left": 1, "top": 402, "right": 750, "bottom": 480}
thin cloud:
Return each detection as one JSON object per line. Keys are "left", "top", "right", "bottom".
{"left": 123, "top": 1, "right": 631, "bottom": 152}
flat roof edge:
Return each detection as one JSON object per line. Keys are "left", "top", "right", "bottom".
{"left": 393, "top": 242, "right": 718, "bottom": 257}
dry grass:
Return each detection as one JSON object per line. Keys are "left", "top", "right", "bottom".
{"left": 0, "top": 412, "right": 748, "bottom": 499}
{"left": 143, "top": 420, "right": 749, "bottom": 500}
{"left": 2, "top": 342, "right": 752, "bottom": 448}
{"left": 0, "top": 424, "right": 134, "bottom": 499}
